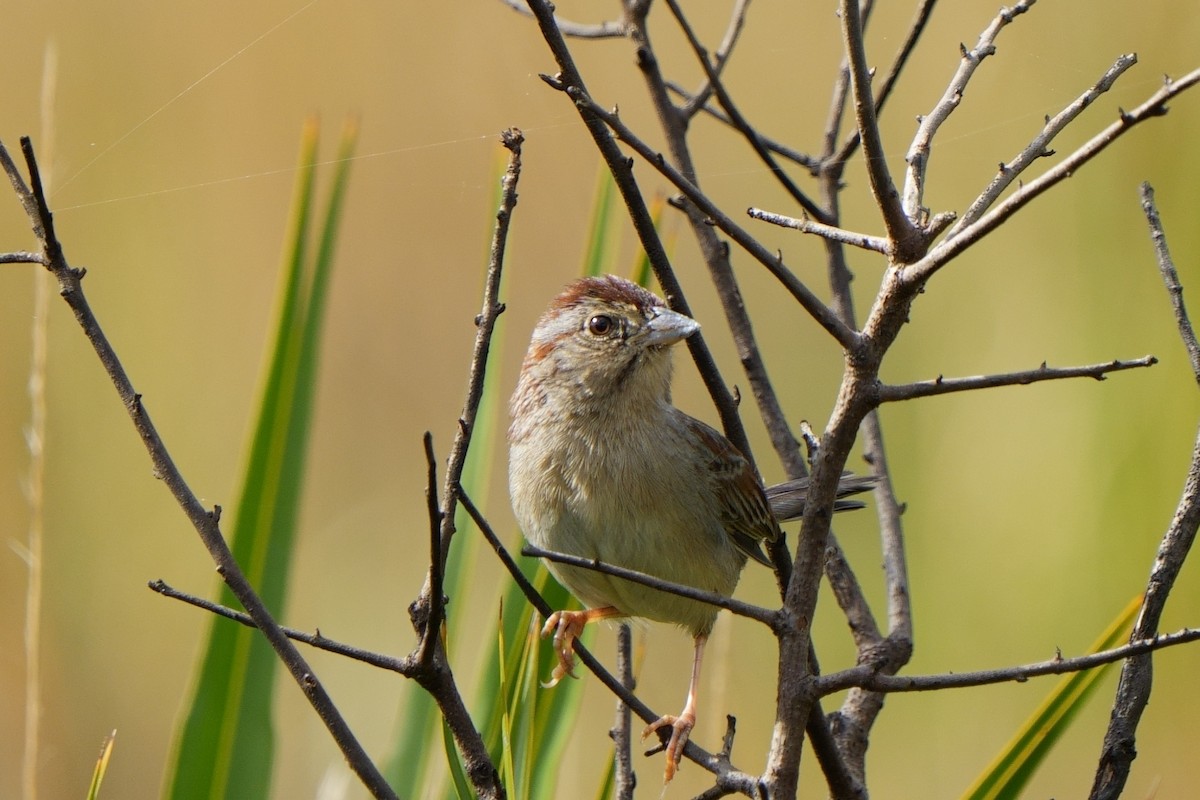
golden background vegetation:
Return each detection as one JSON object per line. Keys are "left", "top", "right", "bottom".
{"left": 1, "top": 1, "right": 1198, "bottom": 797}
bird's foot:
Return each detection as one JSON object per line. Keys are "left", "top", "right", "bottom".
{"left": 642, "top": 709, "right": 696, "bottom": 784}
{"left": 540, "top": 610, "right": 588, "bottom": 687}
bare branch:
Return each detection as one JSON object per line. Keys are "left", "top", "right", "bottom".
{"left": 149, "top": 579, "right": 411, "bottom": 672}
{"left": 412, "top": 126, "right": 520, "bottom": 665}
{"left": 902, "top": 1, "right": 1035, "bottom": 224}
{"left": 1089, "top": 185, "right": 1200, "bottom": 800}
{"left": 521, "top": 544, "right": 778, "bottom": 627}
{"left": 400, "top": 130, "right": 526, "bottom": 799}
{"left": 678, "top": 0, "right": 752, "bottom": 121}
{"left": 1, "top": 251, "right": 48, "bottom": 265}
{"left": 1140, "top": 182, "right": 1200, "bottom": 380}
{"left": 612, "top": 624, "right": 635, "bottom": 800}
{"left": 911, "top": 67, "right": 1200, "bottom": 285}
{"left": 747, "top": 208, "right": 889, "bottom": 254}
{"left": 622, "top": 2, "right": 810, "bottom": 481}
{"left": 818, "top": 626, "right": 1200, "bottom": 694}
{"left": 877, "top": 356, "right": 1158, "bottom": 402}
{"left": 663, "top": 0, "right": 827, "bottom": 222}
{"left": 838, "top": 0, "right": 921, "bottom": 257}
{"left": 948, "top": 53, "right": 1137, "bottom": 237}
{"left": 496, "top": 0, "right": 629, "bottom": 38}
{"left": 833, "top": 0, "right": 939, "bottom": 166}
{"left": 417, "top": 433, "right": 445, "bottom": 668}
{"left": 667, "top": 81, "right": 822, "bottom": 170}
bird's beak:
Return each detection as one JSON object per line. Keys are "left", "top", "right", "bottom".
{"left": 644, "top": 306, "right": 700, "bottom": 347}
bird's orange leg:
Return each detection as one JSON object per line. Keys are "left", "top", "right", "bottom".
{"left": 541, "top": 606, "right": 623, "bottom": 687}
{"left": 642, "top": 633, "right": 707, "bottom": 783}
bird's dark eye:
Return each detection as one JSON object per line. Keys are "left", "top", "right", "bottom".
{"left": 587, "top": 315, "right": 615, "bottom": 336}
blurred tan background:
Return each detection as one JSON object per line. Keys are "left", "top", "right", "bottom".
{"left": 2, "top": 1, "right": 1199, "bottom": 798}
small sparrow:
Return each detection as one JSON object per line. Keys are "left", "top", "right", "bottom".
{"left": 508, "top": 274, "right": 871, "bottom": 782}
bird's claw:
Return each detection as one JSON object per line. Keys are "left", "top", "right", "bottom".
{"left": 642, "top": 712, "right": 695, "bottom": 784}
{"left": 540, "top": 610, "right": 586, "bottom": 687}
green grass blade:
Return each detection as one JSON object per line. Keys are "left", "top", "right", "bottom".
{"left": 590, "top": 759, "right": 616, "bottom": 800}
{"left": 630, "top": 193, "right": 667, "bottom": 289}
{"left": 961, "top": 594, "right": 1143, "bottom": 800}
{"left": 163, "top": 117, "right": 356, "bottom": 800}
{"left": 441, "top": 719, "right": 473, "bottom": 800}
{"left": 582, "top": 170, "right": 617, "bottom": 277}
{"left": 496, "top": 603, "right": 520, "bottom": 797}
{"left": 85, "top": 730, "right": 116, "bottom": 800}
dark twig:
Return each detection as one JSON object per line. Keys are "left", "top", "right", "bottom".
{"left": 667, "top": 81, "right": 822, "bottom": 170}
{"left": 572, "top": 93, "right": 857, "bottom": 350}
{"left": 678, "top": 0, "right": 752, "bottom": 121}
{"left": 833, "top": 0, "right": 939, "bottom": 167}
{"left": 411, "top": 128, "right": 520, "bottom": 657}
{"left": 0, "top": 137, "right": 399, "bottom": 800}
{"left": 401, "top": 129, "right": 525, "bottom": 800}
{"left": 838, "top": 0, "right": 921, "bottom": 259}
{"left": 877, "top": 356, "right": 1158, "bottom": 402}
{"left": 436, "top": 127, "right": 518, "bottom": 562}
{"left": 521, "top": 544, "right": 778, "bottom": 626}
{"left": 820, "top": 626, "right": 1200, "bottom": 694}
{"left": 1088, "top": 185, "right": 1200, "bottom": 800}
{"left": 662, "top": 0, "right": 827, "bottom": 222}
{"left": 418, "top": 433, "right": 445, "bottom": 667}
{"left": 149, "top": 579, "right": 410, "bottom": 672}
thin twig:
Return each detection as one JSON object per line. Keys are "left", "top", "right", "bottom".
{"left": 1140, "top": 183, "right": 1200, "bottom": 379}
{"left": 910, "top": 70, "right": 1200, "bottom": 285}
{"left": 0, "top": 136, "right": 399, "bottom": 800}
{"left": 521, "top": 545, "right": 778, "bottom": 627}
{"left": 902, "top": 1, "right": 1035, "bottom": 225}
{"left": 877, "top": 356, "right": 1158, "bottom": 402}
{"left": 667, "top": 82, "right": 822, "bottom": 170}
{"left": 612, "top": 624, "right": 635, "bottom": 800}
{"left": 838, "top": 0, "right": 921, "bottom": 258}
{"left": 497, "top": 0, "right": 629, "bottom": 38}
{"left": 833, "top": 0, "right": 940, "bottom": 167}
{"left": 746, "top": 208, "right": 889, "bottom": 254}
{"left": 403, "top": 129, "right": 525, "bottom": 800}
{"left": 819, "top": 626, "right": 1200, "bottom": 694}
{"left": 418, "top": 433, "right": 445, "bottom": 668}
{"left": 149, "top": 580, "right": 411, "bottom": 672}
{"left": 678, "top": 0, "right": 752, "bottom": 121}
{"left": 1088, "top": 184, "right": 1200, "bottom": 800}
{"left": 570, "top": 92, "right": 857, "bottom": 350}
{"left": 947, "top": 53, "right": 1137, "bottom": 238}
{"left": 663, "top": 0, "right": 826, "bottom": 221}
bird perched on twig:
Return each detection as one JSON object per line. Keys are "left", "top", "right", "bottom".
{"left": 508, "top": 274, "right": 872, "bottom": 783}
